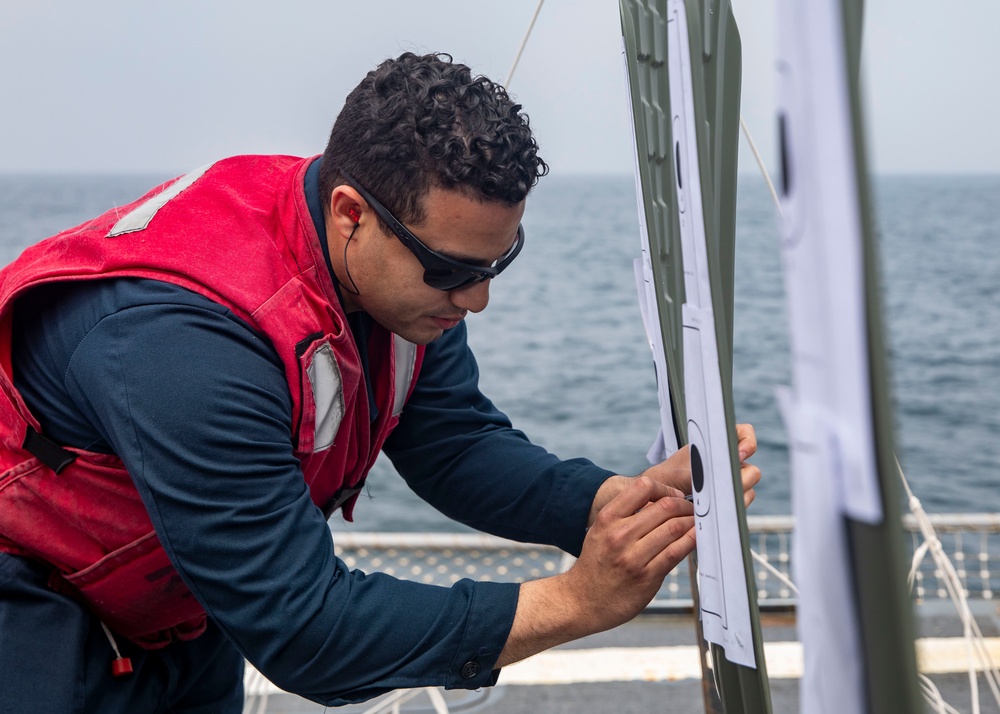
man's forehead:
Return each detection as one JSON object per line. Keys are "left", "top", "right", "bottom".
{"left": 412, "top": 188, "right": 524, "bottom": 256}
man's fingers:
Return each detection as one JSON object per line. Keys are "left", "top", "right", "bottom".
{"left": 736, "top": 423, "right": 757, "bottom": 461}
{"left": 601, "top": 477, "right": 685, "bottom": 519}
{"left": 637, "top": 446, "right": 692, "bottom": 495}
{"left": 645, "top": 521, "right": 697, "bottom": 574}
{"left": 628, "top": 500, "right": 695, "bottom": 562}
{"left": 631, "top": 495, "right": 693, "bottom": 529}
{"left": 740, "top": 462, "right": 761, "bottom": 491}
{"left": 592, "top": 490, "right": 694, "bottom": 571}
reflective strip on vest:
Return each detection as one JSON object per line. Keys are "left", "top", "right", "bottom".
{"left": 392, "top": 334, "right": 417, "bottom": 417}
{"left": 107, "top": 164, "right": 213, "bottom": 237}
{"left": 307, "top": 342, "right": 345, "bottom": 452}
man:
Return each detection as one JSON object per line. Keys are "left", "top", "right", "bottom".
{"left": 0, "top": 52, "right": 759, "bottom": 711}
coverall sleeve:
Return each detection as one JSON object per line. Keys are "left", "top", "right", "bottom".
{"left": 61, "top": 299, "right": 519, "bottom": 705}
{"left": 383, "top": 322, "right": 614, "bottom": 557}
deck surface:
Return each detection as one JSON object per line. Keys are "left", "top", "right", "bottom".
{"left": 245, "top": 600, "right": 1000, "bottom": 713}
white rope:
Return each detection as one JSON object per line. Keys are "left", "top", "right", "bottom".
{"left": 241, "top": 666, "right": 270, "bottom": 714}
{"left": 908, "top": 540, "right": 932, "bottom": 590}
{"left": 750, "top": 547, "right": 799, "bottom": 595}
{"left": 242, "top": 672, "right": 450, "bottom": 714}
{"left": 739, "top": 115, "right": 784, "bottom": 219}
{"left": 898, "top": 457, "right": 1000, "bottom": 714}
{"left": 426, "top": 687, "right": 450, "bottom": 714}
{"left": 920, "top": 673, "right": 964, "bottom": 714}
{"left": 358, "top": 688, "right": 447, "bottom": 714}
{"left": 504, "top": 0, "right": 546, "bottom": 90}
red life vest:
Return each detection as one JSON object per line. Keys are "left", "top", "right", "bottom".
{"left": 0, "top": 155, "right": 424, "bottom": 648}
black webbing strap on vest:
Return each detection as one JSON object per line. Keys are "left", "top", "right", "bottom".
{"left": 22, "top": 426, "right": 77, "bottom": 474}
{"left": 322, "top": 484, "right": 364, "bottom": 518}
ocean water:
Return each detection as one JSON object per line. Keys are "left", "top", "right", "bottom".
{"left": 0, "top": 172, "right": 997, "bottom": 530}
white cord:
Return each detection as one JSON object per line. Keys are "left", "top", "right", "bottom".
{"left": 739, "top": 115, "right": 784, "bottom": 218}
{"left": 504, "top": 0, "right": 546, "bottom": 90}
{"left": 750, "top": 547, "right": 799, "bottom": 595}
{"left": 358, "top": 689, "right": 442, "bottom": 714}
{"left": 898, "top": 456, "right": 1000, "bottom": 713}
{"left": 242, "top": 666, "right": 270, "bottom": 714}
{"left": 920, "top": 673, "right": 964, "bottom": 714}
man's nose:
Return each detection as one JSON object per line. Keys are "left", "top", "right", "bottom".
{"left": 450, "top": 279, "right": 491, "bottom": 314}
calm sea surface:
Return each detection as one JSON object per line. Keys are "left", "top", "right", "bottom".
{"left": 1, "top": 173, "right": 997, "bottom": 530}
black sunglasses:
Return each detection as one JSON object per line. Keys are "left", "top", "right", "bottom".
{"left": 339, "top": 170, "right": 524, "bottom": 291}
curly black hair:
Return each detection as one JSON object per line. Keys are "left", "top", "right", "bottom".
{"left": 319, "top": 52, "right": 548, "bottom": 227}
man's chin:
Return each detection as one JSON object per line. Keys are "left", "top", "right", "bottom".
{"left": 413, "top": 332, "right": 443, "bottom": 346}
{"left": 378, "top": 316, "right": 461, "bottom": 345}
{"left": 396, "top": 325, "right": 445, "bottom": 346}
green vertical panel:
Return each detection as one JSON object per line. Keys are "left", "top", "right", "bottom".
{"left": 696, "top": 0, "right": 741, "bottom": 379}
{"left": 620, "top": 0, "right": 687, "bottom": 444}
{"left": 620, "top": 1, "right": 772, "bottom": 711}
{"left": 680, "top": 3, "right": 771, "bottom": 708}
{"left": 712, "top": 4, "right": 742, "bottom": 367}
{"left": 838, "top": 0, "right": 924, "bottom": 710}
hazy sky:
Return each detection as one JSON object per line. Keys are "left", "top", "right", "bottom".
{"left": 0, "top": 1, "right": 997, "bottom": 176}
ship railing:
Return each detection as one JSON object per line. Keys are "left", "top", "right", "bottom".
{"left": 331, "top": 513, "right": 1000, "bottom": 612}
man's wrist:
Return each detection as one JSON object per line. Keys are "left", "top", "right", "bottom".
{"left": 495, "top": 574, "right": 591, "bottom": 669}
{"left": 588, "top": 475, "right": 633, "bottom": 527}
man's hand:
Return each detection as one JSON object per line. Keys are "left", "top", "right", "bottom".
{"left": 732, "top": 422, "right": 761, "bottom": 507}
{"left": 588, "top": 423, "right": 762, "bottom": 526}
{"left": 496, "top": 477, "right": 695, "bottom": 667}
{"left": 495, "top": 424, "right": 763, "bottom": 670}
{"left": 563, "top": 477, "right": 696, "bottom": 629}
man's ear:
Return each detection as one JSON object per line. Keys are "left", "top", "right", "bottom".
{"left": 328, "top": 185, "right": 366, "bottom": 241}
